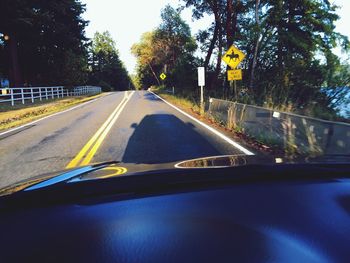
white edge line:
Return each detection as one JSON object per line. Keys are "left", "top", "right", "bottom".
{"left": 150, "top": 91, "right": 254, "bottom": 155}
{"left": 0, "top": 95, "right": 104, "bottom": 137}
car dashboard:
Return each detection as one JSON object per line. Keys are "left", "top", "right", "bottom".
{"left": 0, "top": 163, "right": 350, "bottom": 262}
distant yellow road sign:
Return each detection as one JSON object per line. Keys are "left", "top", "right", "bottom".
{"left": 1, "top": 89, "right": 8, "bottom": 95}
{"left": 222, "top": 45, "right": 246, "bottom": 69}
{"left": 227, "top": 69, "right": 242, "bottom": 81}
{"left": 160, "top": 73, "right": 167, "bottom": 80}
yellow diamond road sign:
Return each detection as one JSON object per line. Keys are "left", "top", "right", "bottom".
{"left": 222, "top": 45, "right": 246, "bottom": 69}
{"left": 227, "top": 69, "right": 242, "bottom": 81}
{"left": 160, "top": 73, "right": 166, "bottom": 80}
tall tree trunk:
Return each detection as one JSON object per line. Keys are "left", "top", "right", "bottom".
{"left": 225, "top": 0, "right": 238, "bottom": 98}
{"left": 212, "top": 23, "right": 223, "bottom": 90}
{"left": 204, "top": 24, "right": 219, "bottom": 69}
{"left": 204, "top": 1, "right": 220, "bottom": 69}
{"left": 147, "top": 61, "right": 160, "bottom": 86}
{"left": 8, "top": 34, "right": 22, "bottom": 87}
{"left": 226, "top": 0, "right": 234, "bottom": 48}
{"left": 249, "top": 0, "right": 260, "bottom": 90}
{"left": 275, "top": 0, "right": 287, "bottom": 106}
{"left": 204, "top": 0, "right": 222, "bottom": 89}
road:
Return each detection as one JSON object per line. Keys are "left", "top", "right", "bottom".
{"left": 0, "top": 91, "right": 254, "bottom": 188}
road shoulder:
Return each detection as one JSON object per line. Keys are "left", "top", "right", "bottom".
{"left": 0, "top": 93, "right": 108, "bottom": 134}
{"left": 150, "top": 91, "right": 259, "bottom": 156}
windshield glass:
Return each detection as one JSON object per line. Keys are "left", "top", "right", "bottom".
{"left": 0, "top": 0, "right": 349, "bottom": 190}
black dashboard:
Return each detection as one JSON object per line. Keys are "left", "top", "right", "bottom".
{"left": 1, "top": 163, "right": 350, "bottom": 262}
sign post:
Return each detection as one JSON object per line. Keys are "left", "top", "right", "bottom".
{"left": 222, "top": 45, "right": 246, "bottom": 100}
{"left": 159, "top": 72, "right": 167, "bottom": 90}
{"left": 197, "top": 67, "right": 205, "bottom": 114}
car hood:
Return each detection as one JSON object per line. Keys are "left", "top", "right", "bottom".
{"left": 0, "top": 154, "right": 349, "bottom": 197}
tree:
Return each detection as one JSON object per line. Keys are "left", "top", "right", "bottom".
{"left": 181, "top": 0, "right": 223, "bottom": 70}
{"left": 131, "top": 31, "right": 162, "bottom": 87}
{"left": 319, "top": 62, "right": 350, "bottom": 117}
{"left": 89, "top": 31, "right": 130, "bottom": 91}
{"left": 132, "top": 5, "right": 197, "bottom": 92}
{"left": 248, "top": 0, "right": 349, "bottom": 108}
{"left": 249, "top": 0, "right": 261, "bottom": 90}
{"left": 181, "top": 0, "right": 249, "bottom": 92}
{"left": 178, "top": 0, "right": 349, "bottom": 120}
{"left": 0, "top": 0, "right": 89, "bottom": 86}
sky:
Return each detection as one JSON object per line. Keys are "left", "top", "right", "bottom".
{"left": 81, "top": 0, "right": 350, "bottom": 74}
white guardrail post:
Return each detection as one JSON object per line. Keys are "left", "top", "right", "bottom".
{"left": 21, "top": 88, "right": 24, "bottom": 104}
{"left": 10, "top": 88, "right": 14, "bottom": 106}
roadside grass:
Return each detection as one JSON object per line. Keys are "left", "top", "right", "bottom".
{"left": 0, "top": 96, "right": 86, "bottom": 112}
{"left": 0, "top": 93, "right": 106, "bottom": 132}
{"left": 159, "top": 93, "right": 202, "bottom": 115}
{"left": 151, "top": 86, "right": 202, "bottom": 115}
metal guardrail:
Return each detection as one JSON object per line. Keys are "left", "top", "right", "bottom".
{"left": 208, "top": 97, "right": 350, "bottom": 155}
{"left": 0, "top": 86, "right": 101, "bottom": 106}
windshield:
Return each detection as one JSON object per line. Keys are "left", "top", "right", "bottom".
{"left": 0, "top": 0, "right": 349, "bottom": 190}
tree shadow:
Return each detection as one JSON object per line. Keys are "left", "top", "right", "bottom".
{"left": 142, "top": 92, "right": 162, "bottom": 101}
{"left": 122, "top": 114, "right": 221, "bottom": 164}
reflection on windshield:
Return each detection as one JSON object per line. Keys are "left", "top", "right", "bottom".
{"left": 175, "top": 155, "right": 269, "bottom": 168}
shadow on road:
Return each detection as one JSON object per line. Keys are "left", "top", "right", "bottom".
{"left": 142, "top": 92, "right": 162, "bottom": 101}
{"left": 122, "top": 114, "right": 220, "bottom": 164}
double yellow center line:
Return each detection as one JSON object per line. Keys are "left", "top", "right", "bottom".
{"left": 66, "top": 91, "right": 134, "bottom": 169}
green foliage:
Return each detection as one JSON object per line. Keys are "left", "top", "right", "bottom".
{"left": 131, "top": 5, "right": 198, "bottom": 90}
{"left": 129, "top": 74, "right": 142, "bottom": 90}
{"left": 0, "top": 0, "right": 89, "bottom": 86}
{"left": 243, "top": 0, "right": 348, "bottom": 109}
{"left": 89, "top": 31, "right": 131, "bottom": 91}
{"left": 179, "top": 0, "right": 349, "bottom": 121}
{"left": 0, "top": 1, "right": 132, "bottom": 90}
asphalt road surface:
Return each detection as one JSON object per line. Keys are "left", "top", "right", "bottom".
{"left": 0, "top": 91, "right": 254, "bottom": 188}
